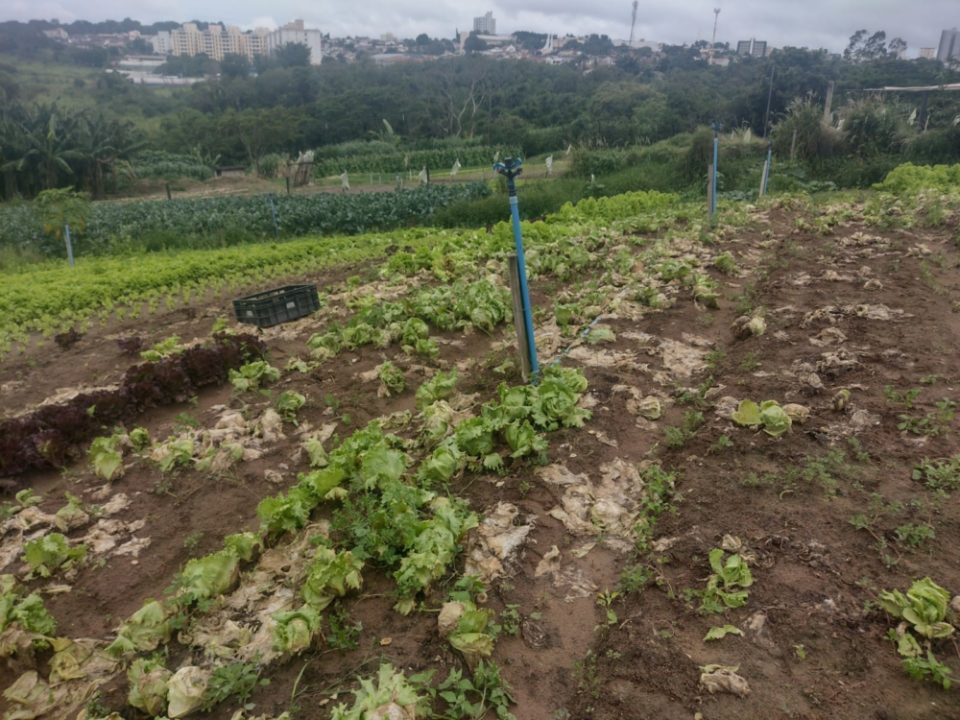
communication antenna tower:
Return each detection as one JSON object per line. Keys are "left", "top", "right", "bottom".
{"left": 712, "top": 7, "right": 721, "bottom": 46}
{"left": 629, "top": 1, "right": 638, "bottom": 47}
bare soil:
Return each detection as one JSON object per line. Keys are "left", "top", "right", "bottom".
{"left": 2, "top": 202, "right": 960, "bottom": 720}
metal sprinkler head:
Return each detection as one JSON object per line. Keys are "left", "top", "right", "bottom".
{"left": 493, "top": 157, "right": 523, "bottom": 180}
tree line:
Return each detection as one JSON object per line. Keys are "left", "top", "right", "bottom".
{"left": 1, "top": 34, "right": 959, "bottom": 200}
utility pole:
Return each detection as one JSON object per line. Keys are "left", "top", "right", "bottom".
{"left": 629, "top": 1, "right": 638, "bottom": 47}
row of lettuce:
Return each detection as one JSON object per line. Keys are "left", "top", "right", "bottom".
{"left": 1, "top": 187, "right": 648, "bottom": 715}
{"left": 2, "top": 353, "right": 592, "bottom": 717}
{"left": 5, "top": 175, "right": 960, "bottom": 714}
{"left": 9, "top": 155, "right": 958, "bottom": 356}
{"left": 0, "top": 189, "right": 681, "bottom": 357}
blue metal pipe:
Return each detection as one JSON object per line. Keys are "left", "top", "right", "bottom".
{"left": 508, "top": 192, "right": 540, "bottom": 379}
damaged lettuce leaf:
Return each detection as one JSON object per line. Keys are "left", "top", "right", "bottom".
{"left": 256, "top": 486, "right": 316, "bottom": 539}
{"left": 48, "top": 637, "right": 117, "bottom": 684}
{"left": 393, "top": 498, "right": 478, "bottom": 614}
{"left": 420, "top": 401, "right": 456, "bottom": 447}
{"left": 271, "top": 606, "right": 321, "bottom": 655}
{"left": 23, "top": 533, "right": 87, "bottom": 578}
{"left": 700, "top": 548, "right": 754, "bottom": 614}
{"left": 3, "top": 671, "right": 57, "bottom": 719}
{"left": 128, "top": 656, "right": 172, "bottom": 716}
{"left": 128, "top": 426, "right": 151, "bottom": 452}
{"left": 586, "top": 325, "right": 616, "bottom": 345}
{"left": 196, "top": 442, "right": 244, "bottom": 474}
{"left": 692, "top": 274, "right": 720, "bottom": 308}
{"left": 0, "top": 576, "right": 57, "bottom": 640}
{"left": 88, "top": 434, "right": 125, "bottom": 481}
{"left": 731, "top": 400, "right": 761, "bottom": 427}
{"left": 14, "top": 490, "right": 42, "bottom": 508}
{"left": 222, "top": 532, "right": 262, "bottom": 563}
{"left": 167, "top": 666, "right": 211, "bottom": 719}
{"left": 330, "top": 663, "right": 433, "bottom": 720}
{"left": 302, "top": 435, "right": 329, "bottom": 469}
{"left": 151, "top": 435, "right": 196, "bottom": 474}
{"left": 376, "top": 361, "right": 406, "bottom": 397}
{"left": 175, "top": 549, "right": 241, "bottom": 605}
{"left": 443, "top": 599, "right": 496, "bottom": 666}
{"left": 229, "top": 360, "right": 280, "bottom": 392}
{"left": 732, "top": 399, "right": 792, "bottom": 437}
{"left": 416, "top": 439, "right": 463, "bottom": 486}
{"left": 704, "top": 625, "right": 744, "bottom": 642}
{"left": 415, "top": 369, "right": 458, "bottom": 410}
{"left": 302, "top": 546, "right": 364, "bottom": 611}
{"left": 276, "top": 391, "right": 306, "bottom": 424}
{"left": 54, "top": 493, "right": 90, "bottom": 532}
{"left": 880, "top": 577, "right": 955, "bottom": 641}
{"left": 758, "top": 401, "right": 792, "bottom": 437}
{"left": 107, "top": 600, "right": 172, "bottom": 657}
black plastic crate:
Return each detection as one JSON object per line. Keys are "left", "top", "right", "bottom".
{"left": 233, "top": 284, "right": 320, "bottom": 328}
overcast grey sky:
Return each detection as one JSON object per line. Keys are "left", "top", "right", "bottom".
{"left": 4, "top": 0, "right": 957, "bottom": 54}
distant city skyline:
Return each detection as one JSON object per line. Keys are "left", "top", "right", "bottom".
{"left": 3, "top": 1, "right": 957, "bottom": 55}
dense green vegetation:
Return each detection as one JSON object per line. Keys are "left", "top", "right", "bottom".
{"left": 2, "top": 21, "right": 960, "bottom": 202}
{"left": 0, "top": 183, "right": 489, "bottom": 259}
{"left": 310, "top": 141, "right": 520, "bottom": 177}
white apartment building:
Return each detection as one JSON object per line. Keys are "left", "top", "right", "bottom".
{"left": 938, "top": 28, "right": 960, "bottom": 64}
{"left": 266, "top": 20, "right": 323, "bottom": 65}
{"left": 473, "top": 12, "right": 496, "bottom": 35}
{"left": 151, "top": 31, "right": 171, "bottom": 55}
{"left": 149, "top": 20, "right": 320, "bottom": 65}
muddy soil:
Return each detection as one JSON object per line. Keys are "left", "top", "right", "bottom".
{"left": 2, "top": 202, "right": 960, "bottom": 720}
{"left": 564, "top": 210, "right": 960, "bottom": 719}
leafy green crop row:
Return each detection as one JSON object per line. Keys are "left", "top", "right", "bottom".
{"left": 67, "top": 363, "right": 589, "bottom": 718}
{"left": 133, "top": 151, "right": 215, "bottom": 182}
{"left": 874, "top": 163, "right": 960, "bottom": 194}
{"left": 0, "top": 232, "right": 411, "bottom": 354}
{"left": 0, "top": 189, "right": 683, "bottom": 357}
{"left": 0, "top": 183, "right": 489, "bottom": 257}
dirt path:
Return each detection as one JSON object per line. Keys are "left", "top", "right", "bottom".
{"left": 563, "top": 204, "right": 960, "bottom": 719}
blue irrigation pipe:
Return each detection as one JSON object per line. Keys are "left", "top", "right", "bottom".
{"left": 494, "top": 157, "right": 540, "bottom": 382}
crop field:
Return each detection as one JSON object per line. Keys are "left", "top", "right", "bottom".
{"left": 0, "top": 184, "right": 490, "bottom": 261}
{"left": 1, "top": 167, "right": 960, "bottom": 720}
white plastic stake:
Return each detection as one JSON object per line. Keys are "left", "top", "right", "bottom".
{"left": 64, "top": 224, "right": 75, "bottom": 268}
